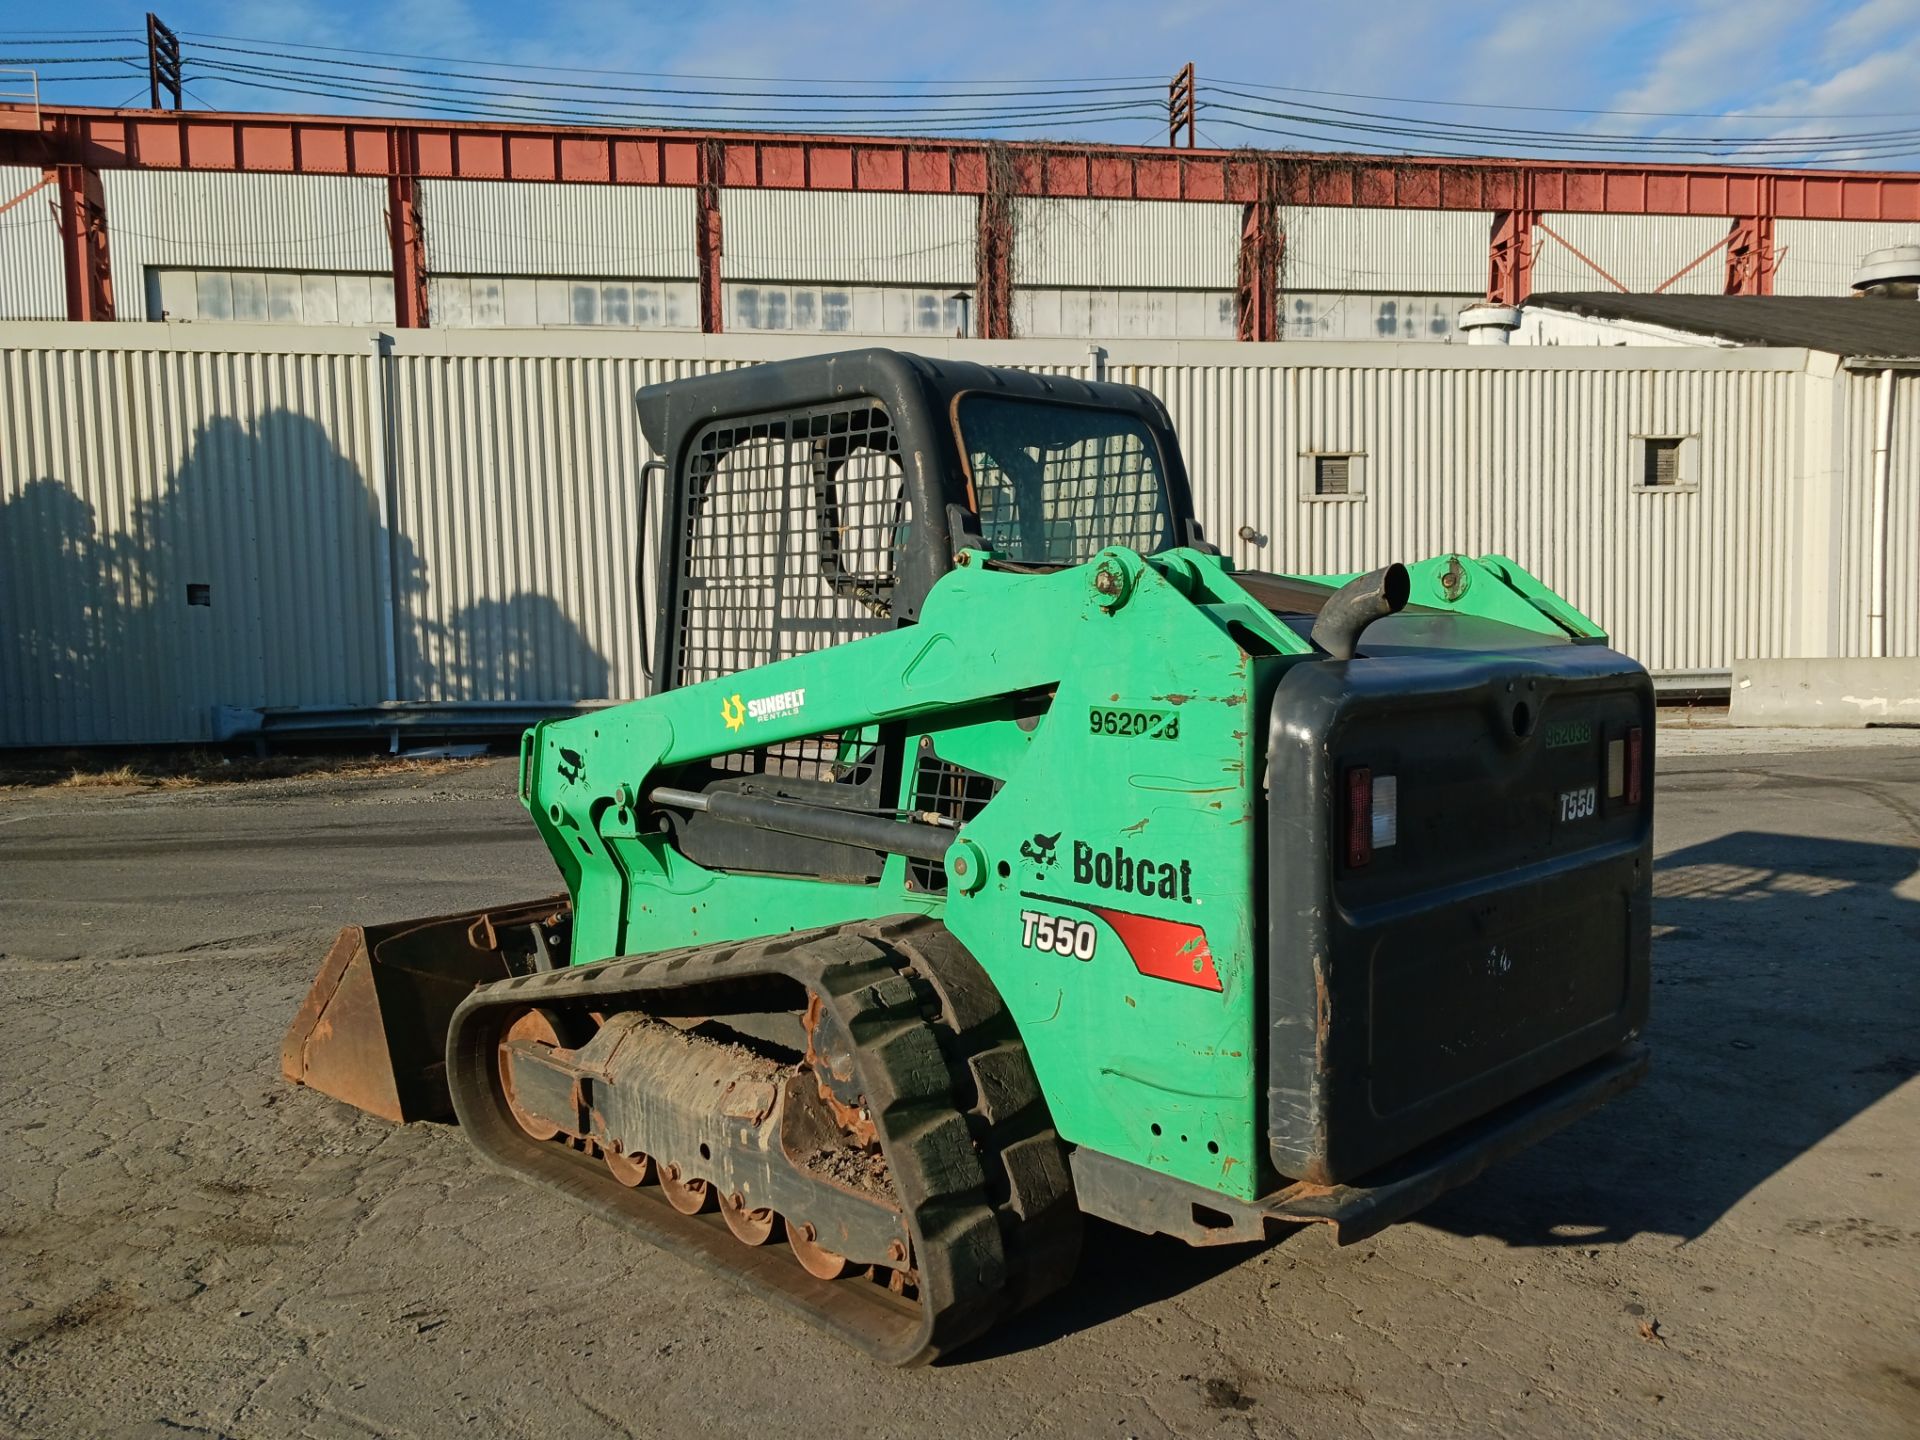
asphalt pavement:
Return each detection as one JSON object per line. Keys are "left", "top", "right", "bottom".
{"left": 2, "top": 741, "right": 1916, "bottom": 1439}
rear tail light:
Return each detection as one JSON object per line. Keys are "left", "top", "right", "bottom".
{"left": 1344, "top": 768, "right": 1398, "bottom": 867}
{"left": 1626, "top": 726, "right": 1644, "bottom": 805}
{"left": 1345, "top": 767, "right": 1372, "bottom": 868}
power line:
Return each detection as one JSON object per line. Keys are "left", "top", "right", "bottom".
{"left": 1204, "top": 85, "right": 1920, "bottom": 151}
{"left": 177, "top": 30, "right": 1163, "bottom": 87}
{"left": 1212, "top": 74, "right": 1920, "bottom": 122}
{"left": 182, "top": 54, "right": 1160, "bottom": 116}
{"left": 11, "top": 28, "right": 1917, "bottom": 166}
{"left": 185, "top": 71, "right": 1168, "bottom": 137}
{"left": 1196, "top": 108, "right": 1920, "bottom": 166}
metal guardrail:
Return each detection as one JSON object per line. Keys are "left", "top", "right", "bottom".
{"left": 1650, "top": 670, "right": 1732, "bottom": 703}
{"left": 213, "top": 700, "right": 619, "bottom": 741}
{"left": 217, "top": 670, "right": 1734, "bottom": 744}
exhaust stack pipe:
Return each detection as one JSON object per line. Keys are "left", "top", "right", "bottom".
{"left": 1310, "top": 564, "right": 1411, "bottom": 661}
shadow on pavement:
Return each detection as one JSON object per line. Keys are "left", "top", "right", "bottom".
{"left": 1417, "top": 826, "right": 1920, "bottom": 1248}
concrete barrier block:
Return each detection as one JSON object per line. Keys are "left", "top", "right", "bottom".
{"left": 1730, "top": 658, "right": 1920, "bottom": 728}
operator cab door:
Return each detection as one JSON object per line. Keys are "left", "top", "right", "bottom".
{"left": 657, "top": 399, "right": 920, "bottom": 882}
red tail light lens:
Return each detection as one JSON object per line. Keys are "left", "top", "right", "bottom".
{"left": 1345, "top": 767, "right": 1373, "bottom": 868}
{"left": 1626, "top": 726, "right": 1644, "bottom": 805}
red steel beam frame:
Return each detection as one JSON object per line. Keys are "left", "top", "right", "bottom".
{"left": 54, "top": 163, "right": 113, "bottom": 321}
{"left": 1236, "top": 199, "right": 1280, "bottom": 341}
{"left": 386, "top": 128, "right": 427, "bottom": 328}
{"left": 7, "top": 104, "right": 1917, "bottom": 325}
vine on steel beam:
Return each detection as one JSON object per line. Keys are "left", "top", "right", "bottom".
{"left": 50, "top": 114, "right": 112, "bottom": 321}
{"left": 1235, "top": 167, "right": 1280, "bottom": 342}
{"left": 1724, "top": 215, "right": 1776, "bottom": 295}
{"left": 1235, "top": 202, "right": 1280, "bottom": 341}
{"left": 386, "top": 128, "right": 428, "bottom": 327}
{"left": 697, "top": 138, "right": 724, "bottom": 334}
{"left": 1487, "top": 208, "right": 1536, "bottom": 305}
{"left": 976, "top": 143, "right": 1015, "bottom": 338}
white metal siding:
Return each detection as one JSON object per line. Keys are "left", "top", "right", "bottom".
{"left": 421, "top": 179, "right": 696, "bottom": 280}
{"left": 1837, "top": 371, "right": 1920, "bottom": 658}
{"left": 1774, "top": 220, "right": 1920, "bottom": 297}
{"left": 4, "top": 325, "right": 1903, "bottom": 743}
{"left": 1013, "top": 197, "right": 1238, "bottom": 289}
{"left": 1533, "top": 213, "right": 1732, "bottom": 296}
{"left": 1280, "top": 206, "right": 1491, "bottom": 295}
{"left": 103, "top": 172, "right": 392, "bottom": 321}
{"left": 0, "top": 331, "right": 385, "bottom": 744}
{"left": 0, "top": 164, "right": 63, "bottom": 320}
{"left": 1122, "top": 356, "right": 1803, "bottom": 673}
{"left": 723, "top": 190, "right": 975, "bottom": 286}
{"left": 386, "top": 350, "right": 751, "bottom": 704}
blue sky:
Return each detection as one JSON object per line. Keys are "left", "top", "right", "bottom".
{"left": 5, "top": 0, "right": 1919, "bottom": 165}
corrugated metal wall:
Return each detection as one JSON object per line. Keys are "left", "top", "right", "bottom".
{"left": 0, "top": 164, "right": 64, "bottom": 320}
{"left": 420, "top": 179, "right": 697, "bottom": 280}
{"left": 1013, "top": 198, "right": 1239, "bottom": 288}
{"left": 1280, "top": 207, "right": 1491, "bottom": 295}
{"left": 1131, "top": 356, "right": 1803, "bottom": 672}
{"left": 386, "top": 349, "right": 752, "bottom": 703}
{"left": 102, "top": 172, "right": 392, "bottom": 321}
{"left": 1533, "top": 213, "right": 1731, "bottom": 296}
{"left": 1837, "top": 370, "right": 1920, "bottom": 658}
{"left": 723, "top": 191, "right": 975, "bottom": 285}
{"left": 3, "top": 325, "right": 1902, "bottom": 745}
{"left": 0, "top": 331, "right": 385, "bottom": 744}
{"left": 1774, "top": 220, "right": 1920, "bottom": 297}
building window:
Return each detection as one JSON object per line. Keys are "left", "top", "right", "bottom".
{"left": 427, "top": 276, "right": 698, "bottom": 329}
{"left": 1635, "top": 435, "right": 1697, "bottom": 491}
{"left": 725, "top": 283, "right": 967, "bottom": 336}
{"left": 1303, "top": 451, "right": 1365, "bottom": 500}
{"left": 148, "top": 268, "right": 396, "bottom": 325}
{"left": 1012, "top": 287, "right": 1235, "bottom": 339}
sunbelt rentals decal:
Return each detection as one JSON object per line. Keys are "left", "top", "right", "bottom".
{"left": 722, "top": 686, "right": 806, "bottom": 732}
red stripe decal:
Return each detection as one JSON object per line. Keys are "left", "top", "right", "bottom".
{"left": 1089, "top": 907, "right": 1223, "bottom": 992}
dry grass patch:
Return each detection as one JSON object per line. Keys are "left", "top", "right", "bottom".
{"left": 1, "top": 747, "right": 490, "bottom": 792}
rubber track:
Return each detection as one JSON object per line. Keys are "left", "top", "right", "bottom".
{"left": 445, "top": 915, "right": 1079, "bottom": 1366}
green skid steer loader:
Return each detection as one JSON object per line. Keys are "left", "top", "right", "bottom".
{"left": 283, "top": 349, "right": 1651, "bottom": 1364}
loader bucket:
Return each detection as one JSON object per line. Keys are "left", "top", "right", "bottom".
{"left": 280, "top": 896, "right": 570, "bottom": 1123}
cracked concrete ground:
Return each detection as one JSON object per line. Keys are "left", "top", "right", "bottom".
{"left": 2, "top": 743, "right": 1917, "bottom": 1439}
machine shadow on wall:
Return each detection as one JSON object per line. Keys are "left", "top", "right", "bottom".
{"left": 1, "top": 408, "right": 611, "bottom": 743}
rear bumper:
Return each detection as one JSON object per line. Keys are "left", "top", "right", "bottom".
{"left": 1265, "top": 1039, "right": 1648, "bottom": 1244}
{"left": 1070, "top": 1041, "right": 1648, "bottom": 1247}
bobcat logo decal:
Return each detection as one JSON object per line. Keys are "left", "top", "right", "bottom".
{"left": 1020, "top": 831, "right": 1062, "bottom": 868}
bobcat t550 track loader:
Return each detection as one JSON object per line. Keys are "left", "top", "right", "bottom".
{"left": 283, "top": 349, "right": 1652, "bottom": 1364}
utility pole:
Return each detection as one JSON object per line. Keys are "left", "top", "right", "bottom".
{"left": 1168, "top": 62, "right": 1195, "bottom": 148}
{"left": 146, "top": 13, "right": 182, "bottom": 111}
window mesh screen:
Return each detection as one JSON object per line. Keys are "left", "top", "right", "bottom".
{"left": 708, "top": 723, "right": 882, "bottom": 786}
{"left": 905, "top": 749, "right": 1002, "bottom": 892}
{"left": 674, "top": 401, "right": 909, "bottom": 688}
{"left": 962, "top": 397, "right": 1172, "bottom": 564}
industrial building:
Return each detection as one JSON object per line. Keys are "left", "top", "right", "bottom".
{"left": 3, "top": 105, "right": 1919, "bottom": 341}
{"left": 1, "top": 102, "right": 1917, "bottom": 746}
